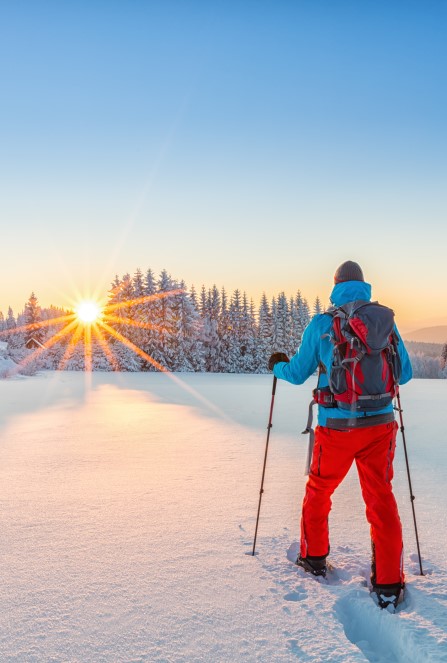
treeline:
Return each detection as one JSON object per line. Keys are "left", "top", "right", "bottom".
{"left": 1, "top": 267, "right": 446, "bottom": 378}
{"left": 0, "top": 268, "right": 321, "bottom": 374}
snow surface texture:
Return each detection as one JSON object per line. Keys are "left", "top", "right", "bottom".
{"left": 0, "top": 341, "right": 18, "bottom": 378}
{"left": 1, "top": 373, "right": 446, "bottom": 662}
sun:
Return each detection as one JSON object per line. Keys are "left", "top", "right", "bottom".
{"left": 76, "top": 300, "right": 102, "bottom": 324}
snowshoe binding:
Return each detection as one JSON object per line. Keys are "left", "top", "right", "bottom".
{"left": 371, "top": 583, "right": 405, "bottom": 610}
{"left": 296, "top": 555, "right": 328, "bottom": 578}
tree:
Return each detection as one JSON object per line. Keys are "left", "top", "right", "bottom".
{"left": 170, "top": 281, "right": 204, "bottom": 371}
{"left": 5, "top": 307, "right": 16, "bottom": 339}
{"left": 257, "top": 293, "right": 273, "bottom": 372}
{"left": 130, "top": 268, "right": 147, "bottom": 350}
{"left": 24, "top": 292, "right": 45, "bottom": 345}
{"left": 150, "top": 270, "right": 177, "bottom": 369}
{"left": 239, "top": 293, "right": 257, "bottom": 372}
{"left": 199, "top": 285, "right": 221, "bottom": 372}
{"left": 296, "top": 292, "right": 310, "bottom": 339}
{"left": 227, "top": 289, "right": 243, "bottom": 372}
{"left": 441, "top": 343, "right": 447, "bottom": 371}
{"left": 139, "top": 268, "right": 158, "bottom": 369}
{"left": 313, "top": 296, "right": 323, "bottom": 317}
{"left": 216, "top": 287, "right": 231, "bottom": 372}
{"left": 272, "top": 292, "right": 290, "bottom": 355}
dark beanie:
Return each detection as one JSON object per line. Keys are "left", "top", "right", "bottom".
{"left": 334, "top": 260, "right": 364, "bottom": 284}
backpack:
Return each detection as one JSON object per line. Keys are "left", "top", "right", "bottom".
{"left": 318, "top": 300, "right": 402, "bottom": 411}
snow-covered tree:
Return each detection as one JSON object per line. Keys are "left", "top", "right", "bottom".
{"left": 239, "top": 293, "right": 257, "bottom": 373}
{"left": 257, "top": 293, "right": 273, "bottom": 372}
{"left": 272, "top": 292, "right": 290, "bottom": 355}
{"left": 170, "top": 281, "right": 204, "bottom": 372}
{"left": 296, "top": 292, "right": 310, "bottom": 341}
{"left": 24, "top": 292, "right": 44, "bottom": 344}
{"left": 148, "top": 270, "right": 177, "bottom": 370}
{"left": 313, "top": 296, "right": 323, "bottom": 317}
{"left": 200, "top": 285, "right": 222, "bottom": 372}
{"left": 441, "top": 343, "right": 447, "bottom": 371}
{"left": 226, "top": 290, "right": 244, "bottom": 372}
{"left": 137, "top": 268, "right": 158, "bottom": 370}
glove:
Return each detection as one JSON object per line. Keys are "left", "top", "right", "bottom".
{"left": 268, "top": 352, "right": 289, "bottom": 371}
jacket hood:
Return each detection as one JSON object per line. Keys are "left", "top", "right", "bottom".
{"left": 329, "top": 280, "right": 372, "bottom": 307}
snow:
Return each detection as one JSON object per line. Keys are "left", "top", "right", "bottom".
{"left": 0, "top": 372, "right": 446, "bottom": 662}
{"left": 0, "top": 342, "right": 18, "bottom": 378}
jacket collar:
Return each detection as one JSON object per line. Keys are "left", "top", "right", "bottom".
{"left": 329, "top": 281, "right": 372, "bottom": 307}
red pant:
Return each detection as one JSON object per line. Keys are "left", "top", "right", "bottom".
{"left": 300, "top": 421, "right": 403, "bottom": 586}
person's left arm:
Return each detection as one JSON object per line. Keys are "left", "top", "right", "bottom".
{"left": 394, "top": 326, "right": 413, "bottom": 384}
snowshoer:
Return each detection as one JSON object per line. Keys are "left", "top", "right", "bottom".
{"left": 269, "top": 261, "right": 412, "bottom": 609}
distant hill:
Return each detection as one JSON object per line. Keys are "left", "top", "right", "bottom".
{"left": 403, "top": 326, "right": 447, "bottom": 344}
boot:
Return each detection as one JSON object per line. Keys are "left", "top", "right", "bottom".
{"left": 296, "top": 555, "right": 327, "bottom": 578}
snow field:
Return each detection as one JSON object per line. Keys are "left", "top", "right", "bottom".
{"left": 0, "top": 373, "right": 446, "bottom": 662}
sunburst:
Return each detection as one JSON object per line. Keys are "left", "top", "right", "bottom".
{"left": 0, "top": 290, "right": 183, "bottom": 375}
{"left": 76, "top": 300, "right": 102, "bottom": 324}
{"left": 0, "top": 288, "right": 228, "bottom": 420}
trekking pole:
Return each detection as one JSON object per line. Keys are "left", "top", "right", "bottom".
{"left": 252, "top": 376, "right": 277, "bottom": 556}
{"left": 396, "top": 390, "right": 424, "bottom": 576}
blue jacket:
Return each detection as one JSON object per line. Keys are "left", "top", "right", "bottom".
{"left": 273, "top": 281, "right": 413, "bottom": 426}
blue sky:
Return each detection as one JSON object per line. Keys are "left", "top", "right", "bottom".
{"left": 1, "top": 1, "right": 446, "bottom": 330}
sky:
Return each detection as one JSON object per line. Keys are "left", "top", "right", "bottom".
{"left": 1, "top": 0, "right": 446, "bottom": 333}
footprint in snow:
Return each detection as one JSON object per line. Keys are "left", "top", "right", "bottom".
{"left": 284, "top": 588, "right": 308, "bottom": 602}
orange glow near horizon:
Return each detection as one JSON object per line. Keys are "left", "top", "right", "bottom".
{"left": 0, "top": 290, "right": 184, "bottom": 376}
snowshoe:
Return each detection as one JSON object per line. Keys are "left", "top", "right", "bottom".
{"left": 296, "top": 555, "right": 328, "bottom": 578}
{"left": 371, "top": 583, "right": 404, "bottom": 610}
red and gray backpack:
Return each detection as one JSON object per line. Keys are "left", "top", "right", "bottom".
{"left": 316, "top": 300, "right": 402, "bottom": 411}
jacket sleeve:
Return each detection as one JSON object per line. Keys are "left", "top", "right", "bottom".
{"left": 395, "top": 326, "right": 413, "bottom": 385}
{"left": 273, "top": 317, "right": 321, "bottom": 385}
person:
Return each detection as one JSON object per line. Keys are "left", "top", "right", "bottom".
{"left": 269, "top": 260, "right": 412, "bottom": 609}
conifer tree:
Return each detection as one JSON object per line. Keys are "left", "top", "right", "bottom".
{"left": 137, "top": 268, "right": 157, "bottom": 369}
{"left": 170, "top": 281, "right": 204, "bottom": 371}
{"left": 24, "top": 292, "right": 45, "bottom": 345}
{"left": 216, "top": 287, "right": 231, "bottom": 372}
{"left": 130, "top": 268, "right": 146, "bottom": 350}
{"left": 296, "top": 293, "right": 310, "bottom": 338}
{"left": 151, "top": 270, "right": 176, "bottom": 369}
{"left": 107, "top": 275, "right": 142, "bottom": 370}
{"left": 239, "top": 294, "right": 257, "bottom": 372}
{"left": 5, "top": 307, "right": 22, "bottom": 353}
{"left": 189, "top": 285, "right": 199, "bottom": 311}
{"left": 272, "top": 292, "right": 290, "bottom": 354}
{"left": 289, "top": 296, "right": 301, "bottom": 353}
{"left": 313, "top": 296, "right": 323, "bottom": 316}
{"left": 441, "top": 343, "right": 447, "bottom": 371}
{"left": 5, "top": 307, "right": 16, "bottom": 339}
{"left": 227, "top": 289, "right": 243, "bottom": 372}
{"left": 257, "top": 293, "right": 273, "bottom": 372}
{"left": 200, "top": 285, "right": 221, "bottom": 372}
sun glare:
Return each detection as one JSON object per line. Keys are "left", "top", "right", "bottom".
{"left": 76, "top": 300, "right": 102, "bottom": 324}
